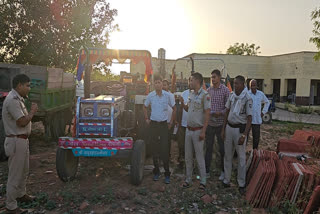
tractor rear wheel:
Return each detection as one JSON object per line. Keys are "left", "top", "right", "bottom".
{"left": 56, "top": 147, "right": 79, "bottom": 182}
{"left": 130, "top": 140, "right": 145, "bottom": 185}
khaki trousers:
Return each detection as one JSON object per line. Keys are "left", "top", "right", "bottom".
{"left": 185, "top": 129, "right": 206, "bottom": 185}
{"left": 4, "top": 137, "right": 29, "bottom": 210}
{"left": 223, "top": 125, "right": 247, "bottom": 187}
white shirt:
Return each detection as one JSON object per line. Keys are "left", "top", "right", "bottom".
{"left": 181, "top": 89, "right": 190, "bottom": 127}
{"left": 248, "top": 89, "right": 270, "bottom": 125}
{"left": 144, "top": 90, "right": 175, "bottom": 122}
{"left": 167, "top": 92, "right": 175, "bottom": 123}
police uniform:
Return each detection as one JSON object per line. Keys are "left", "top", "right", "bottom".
{"left": 144, "top": 90, "right": 175, "bottom": 177}
{"left": 2, "top": 89, "right": 31, "bottom": 211}
{"left": 223, "top": 90, "right": 253, "bottom": 188}
{"left": 185, "top": 88, "right": 211, "bottom": 185}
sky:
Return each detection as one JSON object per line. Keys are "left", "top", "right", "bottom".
{"left": 106, "top": 0, "right": 319, "bottom": 73}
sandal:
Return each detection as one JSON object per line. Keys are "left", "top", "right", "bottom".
{"left": 199, "top": 183, "right": 206, "bottom": 190}
{"left": 182, "top": 182, "right": 191, "bottom": 188}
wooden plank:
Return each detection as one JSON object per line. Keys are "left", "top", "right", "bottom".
{"left": 47, "top": 68, "right": 63, "bottom": 89}
{"left": 62, "top": 72, "right": 75, "bottom": 88}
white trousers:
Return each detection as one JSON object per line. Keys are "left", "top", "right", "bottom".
{"left": 223, "top": 125, "right": 247, "bottom": 187}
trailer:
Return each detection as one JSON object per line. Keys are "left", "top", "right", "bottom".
{"left": 0, "top": 63, "right": 75, "bottom": 160}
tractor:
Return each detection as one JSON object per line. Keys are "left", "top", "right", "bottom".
{"left": 56, "top": 47, "right": 152, "bottom": 185}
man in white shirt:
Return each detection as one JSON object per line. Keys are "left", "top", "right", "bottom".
{"left": 162, "top": 79, "right": 176, "bottom": 159}
{"left": 248, "top": 79, "right": 270, "bottom": 149}
{"left": 144, "top": 75, "right": 175, "bottom": 184}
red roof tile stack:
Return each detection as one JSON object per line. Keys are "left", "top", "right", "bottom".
{"left": 277, "top": 139, "right": 311, "bottom": 154}
{"left": 245, "top": 129, "right": 320, "bottom": 211}
{"left": 245, "top": 150, "right": 278, "bottom": 208}
{"left": 304, "top": 185, "right": 320, "bottom": 214}
{"left": 246, "top": 148, "right": 320, "bottom": 212}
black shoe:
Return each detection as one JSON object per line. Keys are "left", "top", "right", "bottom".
{"left": 17, "top": 194, "right": 36, "bottom": 203}
{"left": 239, "top": 187, "right": 246, "bottom": 195}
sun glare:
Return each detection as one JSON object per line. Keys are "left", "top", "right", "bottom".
{"left": 108, "top": 0, "right": 193, "bottom": 60}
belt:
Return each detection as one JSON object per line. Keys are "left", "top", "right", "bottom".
{"left": 151, "top": 120, "right": 167, "bottom": 124}
{"left": 187, "top": 126, "right": 203, "bottom": 131}
{"left": 6, "top": 134, "right": 29, "bottom": 139}
{"left": 227, "top": 121, "right": 243, "bottom": 128}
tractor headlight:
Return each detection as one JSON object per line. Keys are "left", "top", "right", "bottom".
{"left": 100, "top": 108, "right": 110, "bottom": 117}
{"left": 84, "top": 107, "right": 94, "bottom": 117}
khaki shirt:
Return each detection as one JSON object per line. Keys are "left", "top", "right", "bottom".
{"left": 2, "top": 89, "right": 31, "bottom": 136}
{"left": 226, "top": 91, "right": 253, "bottom": 125}
{"left": 187, "top": 88, "right": 211, "bottom": 127}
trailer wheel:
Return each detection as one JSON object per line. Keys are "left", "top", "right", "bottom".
{"left": 0, "top": 119, "right": 7, "bottom": 161}
{"left": 130, "top": 140, "right": 145, "bottom": 185}
{"left": 262, "top": 112, "right": 272, "bottom": 124}
{"left": 56, "top": 148, "right": 79, "bottom": 182}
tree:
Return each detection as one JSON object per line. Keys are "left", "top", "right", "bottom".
{"left": 226, "top": 43, "right": 261, "bottom": 56}
{"left": 91, "top": 62, "right": 120, "bottom": 81}
{"left": 0, "top": 0, "right": 118, "bottom": 71}
{"left": 91, "top": 69, "right": 120, "bottom": 81}
{"left": 310, "top": 7, "right": 320, "bottom": 60}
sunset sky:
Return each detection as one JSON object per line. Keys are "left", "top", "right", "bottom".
{"left": 107, "top": 0, "right": 319, "bottom": 72}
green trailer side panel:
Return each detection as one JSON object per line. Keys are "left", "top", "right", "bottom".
{"left": 27, "top": 87, "right": 75, "bottom": 116}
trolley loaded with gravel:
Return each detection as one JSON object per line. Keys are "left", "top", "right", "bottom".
{"left": 56, "top": 47, "right": 153, "bottom": 185}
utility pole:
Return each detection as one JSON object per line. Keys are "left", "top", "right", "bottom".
{"left": 158, "top": 48, "right": 166, "bottom": 78}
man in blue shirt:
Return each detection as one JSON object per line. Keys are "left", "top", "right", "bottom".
{"left": 144, "top": 75, "right": 175, "bottom": 184}
{"left": 248, "top": 79, "right": 270, "bottom": 149}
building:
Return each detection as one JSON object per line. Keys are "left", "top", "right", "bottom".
{"left": 130, "top": 51, "right": 320, "bottom": 106}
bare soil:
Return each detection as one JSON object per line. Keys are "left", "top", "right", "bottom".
{"left": 0, "top": 121, "right": 319, "bottom": 213}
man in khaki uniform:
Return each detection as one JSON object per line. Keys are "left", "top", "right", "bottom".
{"left": 2, "top": 74, "right": 38, "bottom": 213}
{"left": 221, "top": 75, "right": 252, "bottom": 195}
{"left": 180, "top": 72, "right": 211, "bottom": 190}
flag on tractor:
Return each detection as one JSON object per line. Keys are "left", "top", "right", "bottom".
{"left": 76, "top": 55, "right": 85, "bottom": 81}
{"left": 226, "top": 74, "right": 232, "bottom": 92}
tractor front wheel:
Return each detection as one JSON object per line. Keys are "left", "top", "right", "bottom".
{"left": 130, "top": 140, "right": 145, "bottom": 185}
{"left": 56, "top": 148, "right": 79, "bottom": 182}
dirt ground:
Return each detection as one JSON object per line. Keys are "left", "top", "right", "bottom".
{"left": 0, "top": 121, "right": 319, "bottom": 214}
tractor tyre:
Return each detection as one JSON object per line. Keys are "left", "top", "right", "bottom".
{"left": 130, "top": 140, "right": 145, "bottom": 185}
{"left": 50, "top": 112, "right": 66, "bottom": 141}
{"left": 0, "top": 119, "right": 7, "bottom": 161}
{"left": 56, "top": 147, "right": 79, "bottom": 182}
{"left": 262, "top": 112, "right": 272, "bottom": 124}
